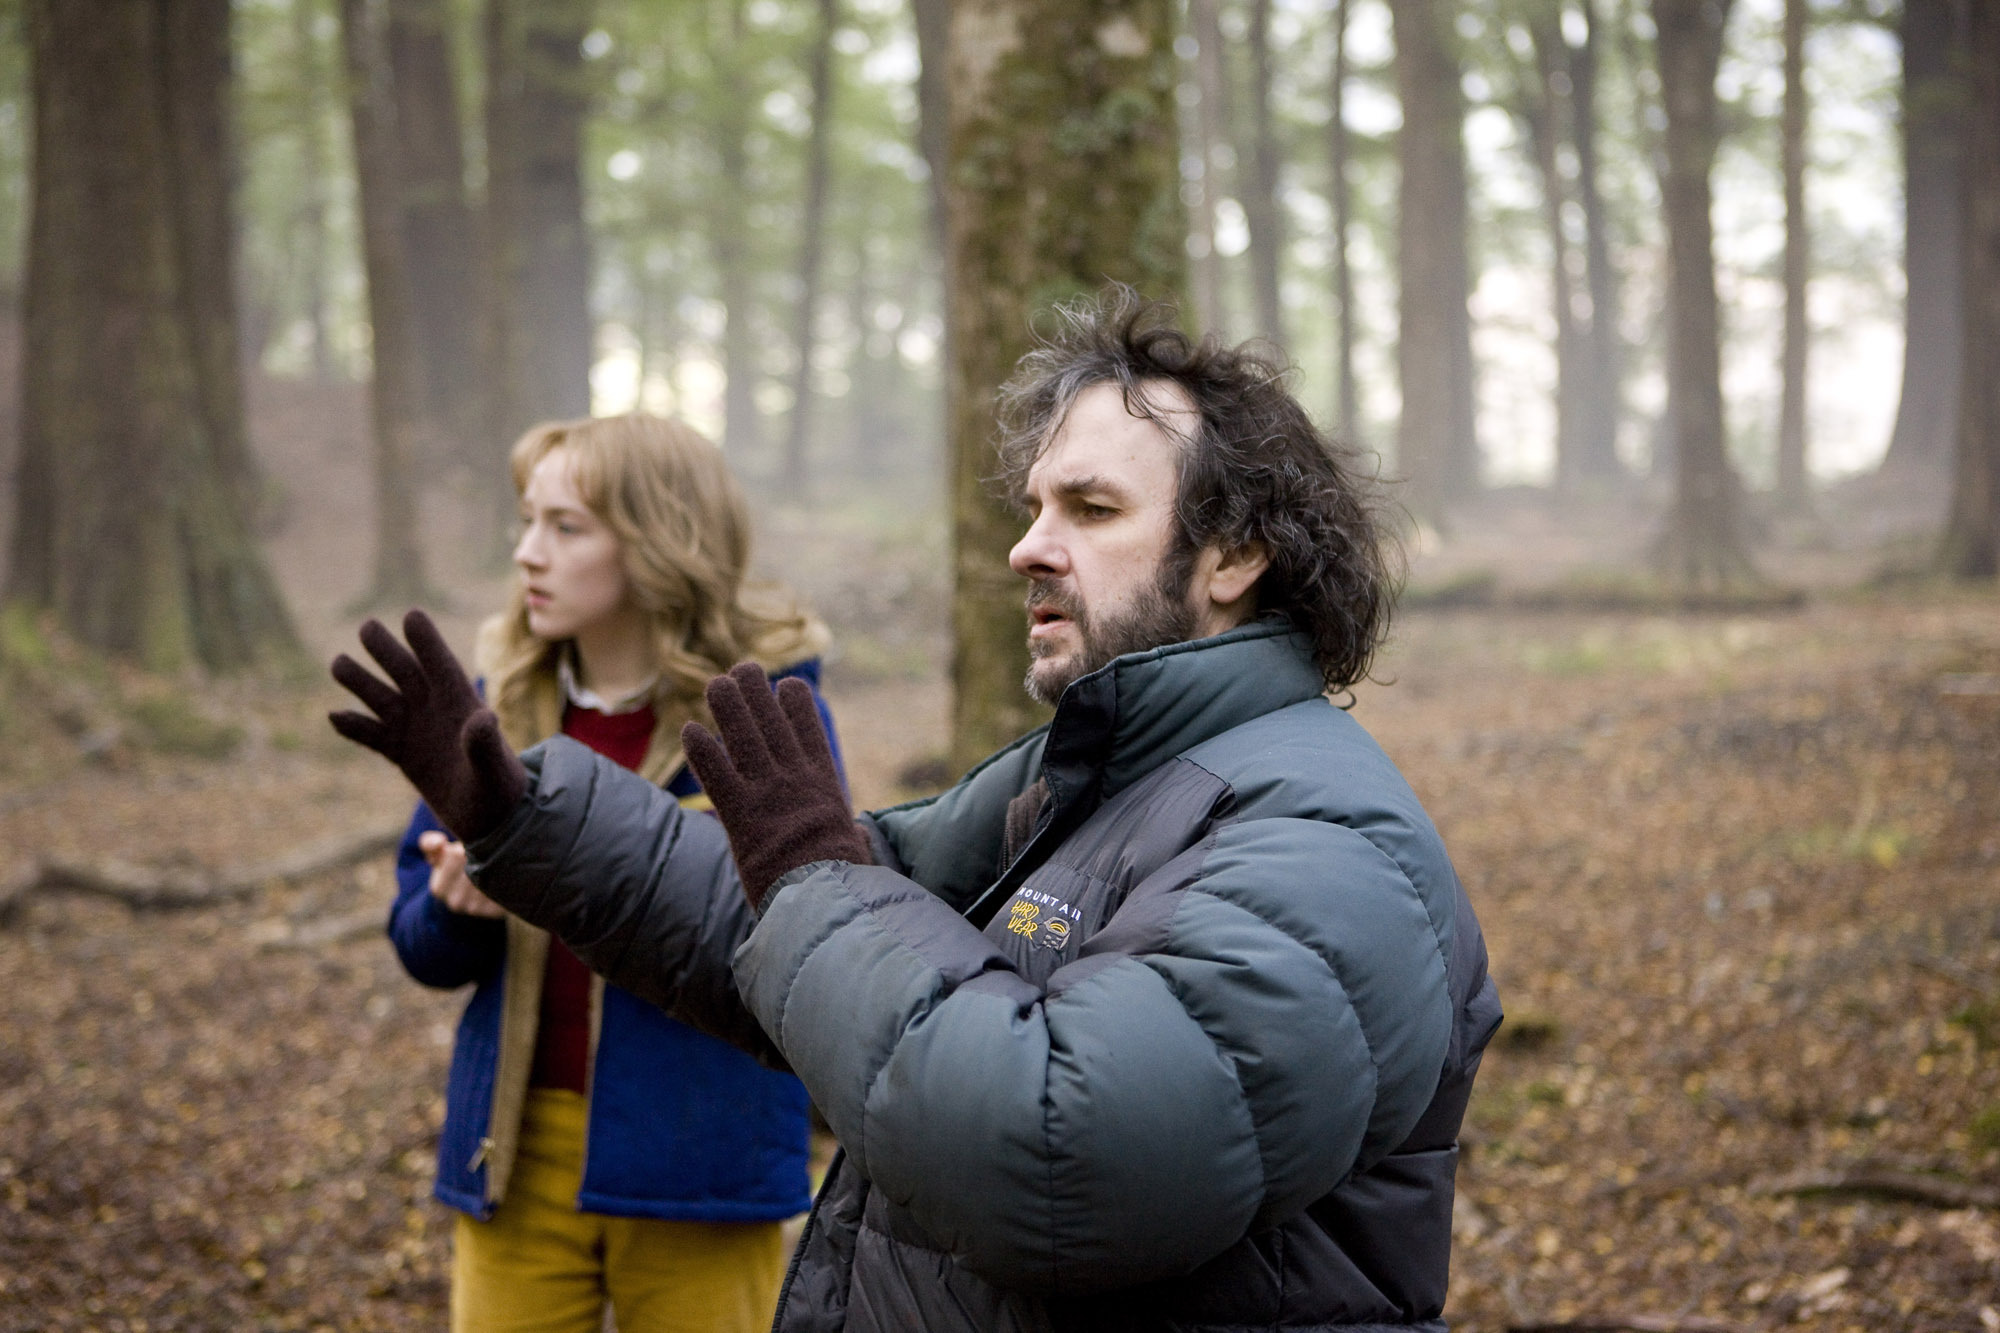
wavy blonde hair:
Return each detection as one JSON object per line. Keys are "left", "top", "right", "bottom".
{"left": 476, "top": 413, "right": 828, "bottom": 785}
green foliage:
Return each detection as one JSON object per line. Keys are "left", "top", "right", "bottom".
{"left": 1948, "top": 998, "right": 2000, "bottom": 1053}
{"left": 1401, "top": 568, "right": 1499, "bottom": 609}
{"left": 0, "top": 601, "right": 50, "bottom": 671}
{"left": 585, "top": 0, "right": 940, "bottom": 490}
{"left": 1525, "top": 1078, "right": 1568, "bottom": 1106}
{"left": 1968, "top": 1105, "right": 2000, "bottom": 1154}
{"left": 125, "top": 694, "right": 244, "bottom": 760}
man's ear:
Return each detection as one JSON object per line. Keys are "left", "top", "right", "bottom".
{"left": 1207, "top": 540, "right": 1270, "bottom": 609}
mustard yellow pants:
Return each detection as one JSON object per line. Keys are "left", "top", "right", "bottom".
{"left": 452, "top": 1088, "right": 787, "bottom": 1333}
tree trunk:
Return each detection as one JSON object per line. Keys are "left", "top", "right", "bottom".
{"left": 1775, "top": 0, "right": 1810, "bottom": 514}
{"left": 1390, "top": 0, "right": 1480, "bottom": 519}
{"left": 713, "top": 0, "right": 763, "bottom": 462}
{"left": 1880, "top": 0, "right": 1968, "bottom": 481}
{"left": 783, "top": 0, "right": 839, "bottom": 498}
{"left": 388, "top": 0, "right": 480, "bottom": 463}
{"left": 946, "top": 0, "right": 1186, "bottom": 769}
{"left": 1570, "top": 0, "right": 1625, "bottom": 484}
{"left": 1186, "top": 0, "right": 1232, "bottom": 335}
{"left": 1518, "top": 7, "right": 1586, "bottom": 491}
{"left": 483, "top": 0, "right": 594, "bottom": 443}
{"left": 292, "top": 0, "right": 336, "bottom": 381}
{"left": 9, "top": 0, "right": 294, "bottom": 670}
{"left": 1328, "top": 0, "right": 1360, "bottom": 446}
{"left": 1652, "top": 0, "right": 1752, "bottom": 586}
{"left": 1939, "top": 0, "right": 1999, "bottom": 576}
{"left": 340, "top": 0, "right": 432, "bottom": 608}
{"left": 1244, "top": 0, "right": 1284, "bottom": 346}
{"left": 912, "top": 0, "right": 951, "bottom": 258}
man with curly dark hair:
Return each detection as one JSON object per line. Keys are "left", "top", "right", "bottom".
{"left": 332, "top": 287, "right": 1501, "bottom": 1333}
{"left": 994, "top": 286, "right": 1397, "bottom": 704}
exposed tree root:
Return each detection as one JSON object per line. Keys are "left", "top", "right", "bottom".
{"left": 1750, "top": 1166, "right": 2000, "bottom": 1210}
{"left": 0, "top": 823, "right": 403, "bottom": 920}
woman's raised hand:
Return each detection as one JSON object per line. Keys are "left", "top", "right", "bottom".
{"left": 419, "top": 830, "right": 504, "bottom": 918}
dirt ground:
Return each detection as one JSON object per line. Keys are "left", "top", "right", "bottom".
{"left": 0, "top": 381, "right": 1995, "bottom": 1331}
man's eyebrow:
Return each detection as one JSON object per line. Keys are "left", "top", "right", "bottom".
{"left": 1044, "top": 473, "right": 1131, "bottom": 503}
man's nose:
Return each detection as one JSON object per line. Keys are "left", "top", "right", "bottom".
{"left": 1008, "top": 514, "right": 1065, "bottom": 579}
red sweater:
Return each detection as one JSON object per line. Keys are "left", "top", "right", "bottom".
{"left": 529, "top": 702, "right": 658, "bottom": 1094}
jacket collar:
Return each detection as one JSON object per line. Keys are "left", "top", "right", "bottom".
{"left": 1040, "top": 618, "right": 1326, "bottom": 813}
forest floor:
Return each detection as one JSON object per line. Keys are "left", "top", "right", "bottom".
{"left": 0, "top": 381, "right": 1995, "bottom": 1331}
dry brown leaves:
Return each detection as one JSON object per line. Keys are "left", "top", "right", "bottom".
{"left": 1, "top": 590, "right": 1995, "bottom": 1331}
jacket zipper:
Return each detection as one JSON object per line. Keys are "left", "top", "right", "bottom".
{"left": 774, "top": 1147, "right": 845, "bottom": 1322}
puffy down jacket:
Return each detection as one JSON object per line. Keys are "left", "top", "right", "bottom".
{"left": 466, "top": 620, "right": 1502, "bottom": 1332}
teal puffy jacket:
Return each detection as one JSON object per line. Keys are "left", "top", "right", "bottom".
{"left": 467, "top": 621, "right": 1502, "bottom": 1332}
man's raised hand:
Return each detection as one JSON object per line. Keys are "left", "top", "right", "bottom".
{"left": 328, "top": 610, "right": 528, "bottom": 844}
{"left": 681, "top": 662, "right": 870, "bottom": 911}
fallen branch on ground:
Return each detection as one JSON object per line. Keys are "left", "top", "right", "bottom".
{"left": 1509, "top": 1317, "right": 1750, "bottom": 1333}
{"left": 248, "top": 907, "right": 385, "bottom": 951}
{"left": 1750, "top": 1166, "right": 2000, "bottom": 1210}
{"left": 0, "top": 824, "right": 404, "bottom": 918}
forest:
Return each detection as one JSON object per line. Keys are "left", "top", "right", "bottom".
{"left": 0, "top": 0, "right": 1996, "bottom": 1329}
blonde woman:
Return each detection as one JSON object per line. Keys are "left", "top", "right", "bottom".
{"left": 388, "top": 414, "right": 833, "bottom": 1333}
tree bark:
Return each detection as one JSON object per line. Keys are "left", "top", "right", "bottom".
{"left": 713, "top": 0, "right": 763, "bottom": 461}
{"left": 1880, "top": 0, "right": 1968, "bottom": 481}
{"left": 1517, "top": 6, "right": 1586, "bottom": 491}
{"left": 387, "top": 0, "right": 480, "bottom": 462}
{"left": 1328, "top": 0, "right": 1360, "bottom": 446}
{"left": 912, "top": 0, "right": 951, "bottom": 258}
{"left": 483, "top": 0, "right": 594, "bottom": 445}
{"left": 340, "top": 0, "right": 432, "bottom": 607}
{"left": 1652, "top": 0, "right": 1752, "bottom": 586}
{"left": 1939, "top": 0, "right": 1999, "bottom": 576}
{"left": 292, "top": 0, "right": 336, "bottom": 381}
{"left": 783, "top": 0, "right": 840, "bottom": 497}
{"left": 9, "top": 0, "right": 295, "bottom": 670}
{"left": 1186, "top": 0, "right": 1232, "bottom": 335}
{"left": 1774, "top": 0, "right": 1810, "bottom": 515}
{"left": 1391, "top": 0, "right": 1480, "bottom": 519}
{"left": 1243, "top": 0, "right": 1284, "bottom": 346}
{"left": 946, "top": 0, "right": 1186, "bottom": 769}
{"left": 1570, "top": 0, "right": 1625, "bottom": 484}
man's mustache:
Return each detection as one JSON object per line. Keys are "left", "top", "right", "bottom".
{"left": 1025, "top": 581, "right": 1083, "bottom": 622}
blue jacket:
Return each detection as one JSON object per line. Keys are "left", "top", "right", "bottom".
{"left": 389, "top": 662, "right": 838, "bottom": 1223}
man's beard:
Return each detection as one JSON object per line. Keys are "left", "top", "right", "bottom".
{"left": 1022, "top": 559, "right": 1198, "bottom": 706}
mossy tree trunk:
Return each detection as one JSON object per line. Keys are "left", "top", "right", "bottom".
{"left": 1939, "top": 0, "right": 2000, "bottom": 577}
{"left": 8, "top": 0, "right": 295, "bottom": 672}
{"left": 1390, "top": 0, "right": 1480, "bottom": 522}
{"left": 1652, "top": 0, "right": 1753, "bottom": 587}
{"left": 945, "top": 0, "right": 1186, "bottom": 770}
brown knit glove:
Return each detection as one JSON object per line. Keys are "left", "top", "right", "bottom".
{"left": 328, "top": 610, "right": 528, "bottom": 844}
{"left": 681, "top": 662, "right": 870, "bottom": 911}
